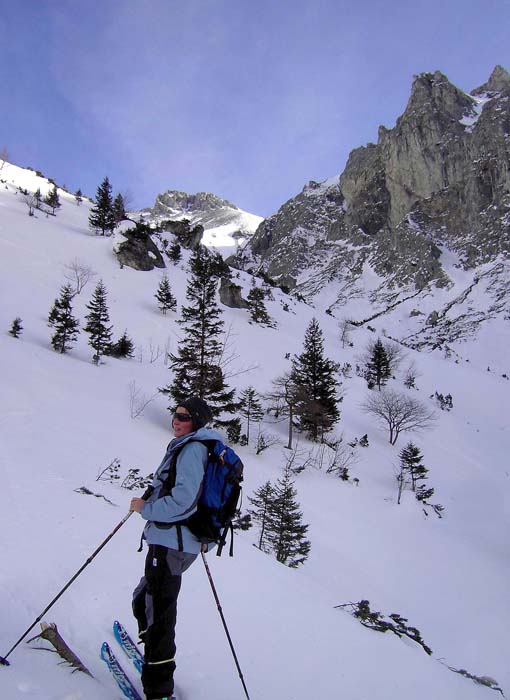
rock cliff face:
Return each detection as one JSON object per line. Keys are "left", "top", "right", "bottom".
{"left": 236, "top": 67, "right": 510, "bottom": 314}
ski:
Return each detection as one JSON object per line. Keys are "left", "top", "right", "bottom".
{"left": 111, "top": 621, "right": 178, "bottom": 700}
{"left": 100, "top": 641, "right": 143, "bottom": 700}
{"left": 113, "top": 620, "right": 144, "bottom": 674}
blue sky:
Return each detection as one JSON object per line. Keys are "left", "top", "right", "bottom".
{"left": 1, "top": 1, "right": 508, "bottom": 216}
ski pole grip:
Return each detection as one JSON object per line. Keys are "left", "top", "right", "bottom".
{"left": 141, "top": 485, "right": 154, "bottom": 501}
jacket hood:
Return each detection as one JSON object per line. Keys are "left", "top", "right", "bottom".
{"left": 185, "top": 426, "right": 223, "bottom": 443}
{"left": 170, "top": 426, "right": 223, "bottom": 449}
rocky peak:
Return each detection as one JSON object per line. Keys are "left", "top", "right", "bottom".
{"left": 378, "top": 70, "right": 478, "bottom": 228}
{"left": 140, "top": 189, "right": 263, "bottom": 258}
{"left": 236, "top": 66, "right": 509, "bottom": 316}
{"left": 403, "top": 70, "right": 475, "bottom": 124}
{"left": 472, "top": 65, "right": 510, "bottom": 97}
{"left": 151, "top": 190, "right": 239, "bottom": 217}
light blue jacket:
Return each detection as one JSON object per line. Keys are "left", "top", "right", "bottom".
{"left": 140, "top": 427, "right": 222, "bottom": 554}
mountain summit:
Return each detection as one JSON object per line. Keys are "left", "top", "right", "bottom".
{"left": 232, "top": 66, "right": 510, "bottom": 350}
{"left": 141, "top": 189, "right": 262, "bottom": 255}
{"left": 237, "top": 67, "right": 510, "bottom": 288}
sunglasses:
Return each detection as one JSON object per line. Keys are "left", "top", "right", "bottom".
{"left": 173, "top": 412, "right": 193, "bottom": 423}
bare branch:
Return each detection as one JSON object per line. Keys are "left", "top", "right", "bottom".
{"left": 384, "top": 340, "right": 406, "bottom": 372}
{"left": 129, "top": 380, "right": 158, "bottom": 418}
{"left": 63, "top": 258, "right": 96, "bottom": 296}
{"left": 361, "top": 388, "right": 436, "bottom": 445}
{"left": 282, "top": 440, "right": 314, "bottom": 473}
{"left": 323, "top": 437, "right": 359, "bottom": 477}
{"left": 0, "top": 146, "right": 9, "bottom": 172}
{"left": 22, "top": 192, "right": 37, "bottom": 216}
{"left": 403, "top": 360, "right": 421, "bottom": 389}
{"left": 255, "top": 425, "right": 280, "bottom": 454}
{"left": 27, "top": 623, "right": 92, "bottom": 676}
{"left": 121, "top": 189, "right": 134, "bottom": 212}
{"left": 148, "top": 340, "right": 163, "bottom": 364}
{"left": 216, "top": 322, "right": 258, "bottom": 378}
{"left": 339, "top": 318, "right": 354, "bottom": 348}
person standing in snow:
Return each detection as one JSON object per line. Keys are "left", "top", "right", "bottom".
{"left": 129, "top": 397, "right": 219, "bottom": 700}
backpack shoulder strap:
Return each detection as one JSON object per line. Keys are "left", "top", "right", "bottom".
{"left": 159, "top": 438, "right": 213, "bottom": 496}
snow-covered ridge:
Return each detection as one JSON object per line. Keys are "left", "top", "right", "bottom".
{"left": 140, "top": 189, "right": 263, "bottom": 257}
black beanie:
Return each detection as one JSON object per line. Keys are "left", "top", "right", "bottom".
{"left": 179, "top": 397, "right": 213, "bottom": 430}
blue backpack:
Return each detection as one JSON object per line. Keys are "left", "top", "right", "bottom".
{"left": 156, "top": 439, "right": 244, "bottom": 556}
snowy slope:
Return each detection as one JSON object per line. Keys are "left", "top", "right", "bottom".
{"left": 0, "top": 161, "right": 509, "bottom": 700}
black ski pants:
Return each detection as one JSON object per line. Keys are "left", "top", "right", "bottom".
{"left": 132, "top": 544, "right": 196, "bottom": 700}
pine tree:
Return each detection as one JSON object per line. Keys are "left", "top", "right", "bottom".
{"left": 162, "top": 245, "right": 237, "bottom": 425}
{"left": 247, "top": 284, "right": 273, "bottom": 326}
{"left": 366, "top": 338, "right": 391, "bottom": 390}
{"left": 44, "top": 185, "right": 61, "bottom": 215}
{"left": 89, "top": 177, "right": 116, "bottom": 235}
{"left": 291, "top": 318, "right": 340, "bottom": 441}
{"left": 155, "top": 275, "right": 177, "bottom": 314}
{"left": 113, "top": 193, "right": 126, "bottom": 224}
{"left": 47, "top": 298, "right": 60, "bottom": 326}
{"left": 239, "top": 386, "right": 264, "bottom": 444}
{"left": 269, "top": 466, "right": 311, "bottom": 568}
{"left": 167, "top": 241, "right": 182, "bottom": 263}
{"left": 48, "top": 284, "right": 80, "bottom": 353}
{"left": 8, "top": 317, "right": 23, "bottom": 338}
{"left": 248, "top": 480, "right": 276, "bottom": 552}
{"left": 84, "top": 280, "right": 113, "bottom": 364}
{"left": 108, "top": 330, "right": 135, "bottom": 358}
{"left": 397, "top": 442, "right": 431, "bottom": 504}
{"left": 75, "top": 188, "right": 83, "bottom": 205}
{"left": 226, "top": 418, "right": 242, "bottom": 444}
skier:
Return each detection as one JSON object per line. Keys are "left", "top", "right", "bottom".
{"left": 130, "top": 397, "right": 219, "bottom": 700}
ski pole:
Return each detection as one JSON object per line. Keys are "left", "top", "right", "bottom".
{"left": 0, "top": 510, "right": 135, "bottom": 666}
{"left": 201, "top": 551, "right": 251, "bottom": 700}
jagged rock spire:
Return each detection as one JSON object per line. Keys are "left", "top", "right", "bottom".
{"left": 472, "top": 65, "right": 510, "bottom": 96}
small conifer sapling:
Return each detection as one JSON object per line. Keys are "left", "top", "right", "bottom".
{"left": 44, "top": 185, "right": 61, "bottom": 215}
{"left": 48, "top": 284, "right": 80, "bottom": 353}
{"left": 84, "top": 280, "right": 113, "bottom": 364}
{"left": 248, "top": 480, "right": 276, "bottom": 552}
{"left": 155, "top": 275, "right": 177, "bottom": 314}
{"left": 239, "top": 386, "right": 264, "bottom": 444}
{"left": 270, "top": 465, "right": 311, "bottom": 568}
{"left": 8, "top": 317, "right": 23, "bottom": 338}
{"left": 89, "top": 177, "right": 116, "bottom": 236}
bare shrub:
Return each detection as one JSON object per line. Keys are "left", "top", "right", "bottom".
{"left": 23, "top": 192, "right": 37, "bottom": 216}
{"left": 255, "top": 427, "right": 279, "bottom": 455}
{"left": 129, "top": 380, "right": 158, "bottom": 419}
{"left": 63, "top": 258, "right": 96, "bottom": 296}
{"left": 361, "top": 388, "right": 435, "bottom": 445}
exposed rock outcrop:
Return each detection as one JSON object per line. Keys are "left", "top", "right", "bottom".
{"left": 159, "top": 218, "right": 204, "bottom": 249}
{"left": 113, "top": 224, "right": 166, "bottom": 271}
{"left": 234, "top": 67, "right": 510, "bottom": 310}
{"left": 219, "top": 277, "right": 250, "bottom": 309}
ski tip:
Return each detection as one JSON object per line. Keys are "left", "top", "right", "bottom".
{"left": 0, "top": 656, "right": 10, "bottom": 666}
